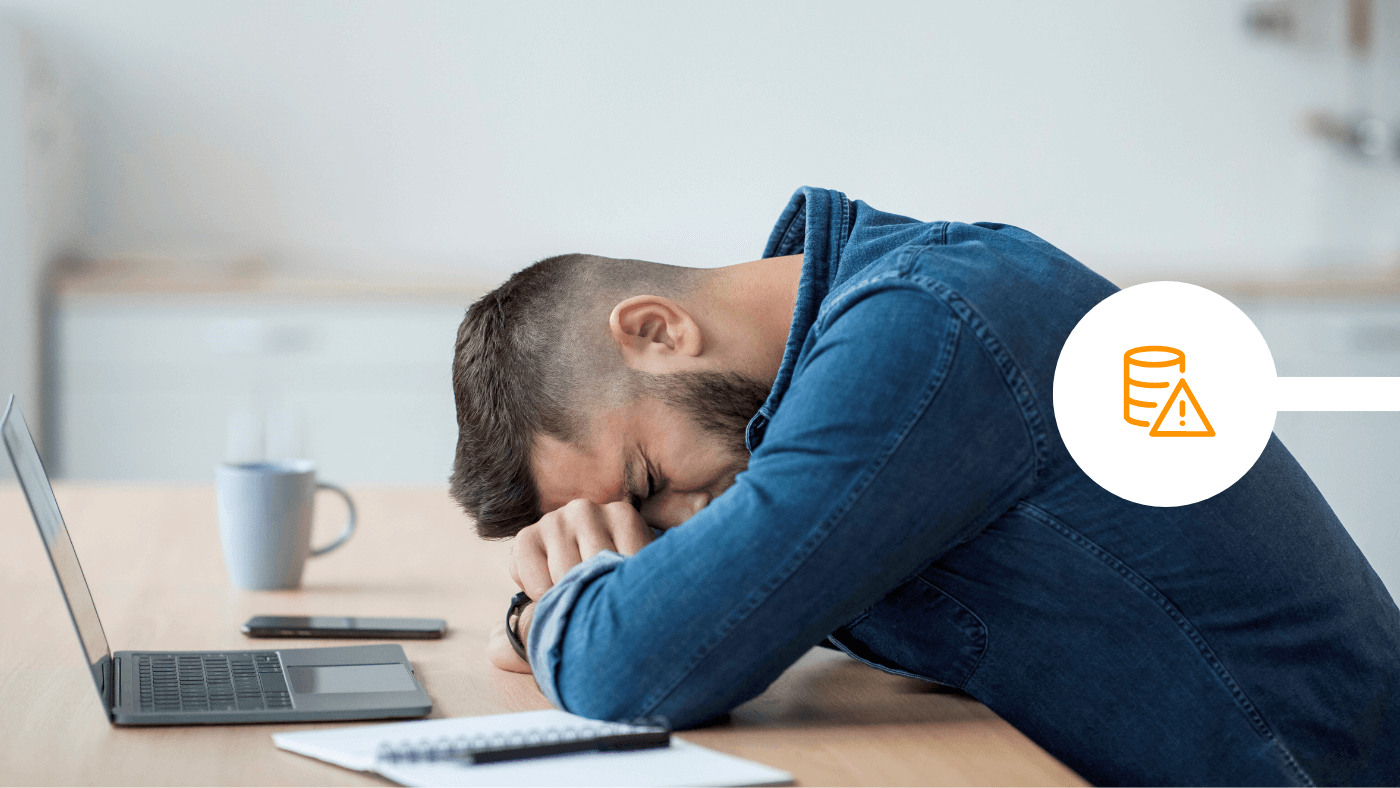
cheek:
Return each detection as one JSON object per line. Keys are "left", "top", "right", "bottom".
{"left": 640, "top": 494, "right": 701, "bottom": 530}
{"left": 675, "top": 442, "right": 745, "bottom": 494}
{"left": 649, "top": 406, "right": 747, "bottom": 494}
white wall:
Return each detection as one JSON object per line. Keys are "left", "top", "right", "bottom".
{"left": 1, "top": 0, "right": 1395, "bottom": 284}
{"left": 0, "top": 22, "right": 30, "bottom": 450}
{"left": 53, "top": 295, "right": 466, "bottom": 485}
{"left": 0, "top": 19, "right": 85, "bottom": 473}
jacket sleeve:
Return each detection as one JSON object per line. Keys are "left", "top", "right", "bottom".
{"left": 527, "top": 281, "right": 1041, "bottom": 727}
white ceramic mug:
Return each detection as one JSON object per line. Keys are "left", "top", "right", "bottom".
{"left": 215, "top": 460, "right": 356, "bottom": 590}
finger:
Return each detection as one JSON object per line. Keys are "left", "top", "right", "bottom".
{"left": 542, "top": 519, "right": 584, "bottom": 586}
{"left": 516, "top": 603, "right": 535, "bottom": 649}
{"left": 508, "top": 542, "right": 525, "bottom": 591}
{"left": 574, "top": 516, "right": 617, "bottom": 562}
{"left": 604, "top": 502, "right": 655, "bottom": 556}
{"left": 513, "top": 527, "right": 554, "bottom": 600}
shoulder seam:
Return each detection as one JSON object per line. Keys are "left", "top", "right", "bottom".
{"left": 816, "top": 262, "right": 1049, "bottom": 481}
{"left": 913, "top": 277, "right": 1049, "bottom": 480}
{"left": 808, "top": 269, "right": 1047, "bottom": 480}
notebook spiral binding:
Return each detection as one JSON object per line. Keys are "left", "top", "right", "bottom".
{"left": 375, "top": 716, "right": 672, "bottom": 765}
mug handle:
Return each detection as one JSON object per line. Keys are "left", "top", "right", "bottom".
{"left": 310, "top": 481, "right": 357, "bottom": 556}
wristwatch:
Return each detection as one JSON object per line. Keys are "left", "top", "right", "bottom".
{"left": 506, "top": 591, "right": 532, "bottom": 663}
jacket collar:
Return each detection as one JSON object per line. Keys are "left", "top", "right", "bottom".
{"left": 746, "top": 186, "right": 851, "bottom": 451}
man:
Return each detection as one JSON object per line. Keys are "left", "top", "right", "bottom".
{"left": 450, "top": 187, "right": 1400, "bottom": 785}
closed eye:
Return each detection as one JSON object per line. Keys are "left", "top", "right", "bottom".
{"left": 627, "top": 455, "right": 660, "bottom": 511}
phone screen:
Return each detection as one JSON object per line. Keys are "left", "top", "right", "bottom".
{"left": 242, "top": 615, "right": 446, "bottom": 639}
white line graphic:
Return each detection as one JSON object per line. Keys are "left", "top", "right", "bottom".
{"left": 1273, "top": 378, "right": 1400, "bottom": 412}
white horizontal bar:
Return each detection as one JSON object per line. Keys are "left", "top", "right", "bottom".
{"left": 1273, "top": 377, "right": 1400, "bottom": 411}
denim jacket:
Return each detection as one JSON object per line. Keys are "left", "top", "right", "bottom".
{"left": 527, "top": 187, "right": 1400, "bottom": 785}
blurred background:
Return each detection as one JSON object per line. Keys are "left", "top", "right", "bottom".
{"left": 0, "top": 1, "right": 1397, "bottom": 591}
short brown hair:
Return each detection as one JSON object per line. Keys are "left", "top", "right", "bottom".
{"left": 449, "top": 254, "right": 697, "bottom": 539}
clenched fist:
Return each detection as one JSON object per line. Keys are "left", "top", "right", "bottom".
{"left": 489, "top": 499, "right": 657, "bottom": 674}
{"left": 509, "top": 499, "right": 657, "bottom": 601}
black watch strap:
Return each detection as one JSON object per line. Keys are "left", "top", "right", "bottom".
{"left": 506, "top": 591, "right": 532, "bottom": 663}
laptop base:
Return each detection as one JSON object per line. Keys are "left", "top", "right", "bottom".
{"left": 111, "top": 643, "right": 431, "bottom": 726}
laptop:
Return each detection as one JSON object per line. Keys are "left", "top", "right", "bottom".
{"left": 2, "top": 395, "right": 432, "bottom": 725}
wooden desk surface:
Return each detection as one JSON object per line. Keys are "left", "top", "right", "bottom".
{"left": 0, "top": 484, "right": 1084, "bottom": 786}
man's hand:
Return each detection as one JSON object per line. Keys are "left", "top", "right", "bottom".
{"left": 489, "top": 501, "right": 653, "bottom": 674}
{"left": 509, "top": 499, "right": 656, "bottom": 601}
{"left": 488, "top": 606, "right": 534, "bottom": 674}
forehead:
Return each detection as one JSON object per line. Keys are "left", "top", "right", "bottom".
{"left": 531, "top": 409, "right": 629, "bottom": 512}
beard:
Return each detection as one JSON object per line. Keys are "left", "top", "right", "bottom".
{"left": 638, "top": 370, "right": 771, "bottom": 467}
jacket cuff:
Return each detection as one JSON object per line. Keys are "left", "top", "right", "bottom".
{"left": 527, "top": 550, "right": 625, "bottom": 710}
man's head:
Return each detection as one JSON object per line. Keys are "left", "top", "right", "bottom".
{"left": 450, "top": 254, "right": 772, "bottom": 540}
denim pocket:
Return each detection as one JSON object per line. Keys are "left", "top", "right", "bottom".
{"left": 830, "top": 575, "right": 987, "bottom": 689}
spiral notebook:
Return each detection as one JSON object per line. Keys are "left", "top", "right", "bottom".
{"left": 273, "top": 709, "right": 793, "bottom": 787}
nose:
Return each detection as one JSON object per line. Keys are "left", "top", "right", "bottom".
{"left": 641, "top": 490, "right": 712, "bottom": 529}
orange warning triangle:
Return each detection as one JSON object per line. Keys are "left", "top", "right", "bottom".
{"left": 1149, "top": 378, "right": 1215, "bottom": 437}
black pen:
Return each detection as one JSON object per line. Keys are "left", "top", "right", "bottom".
{"left": 376, "top": 718, "right": 672, "bottom": 765}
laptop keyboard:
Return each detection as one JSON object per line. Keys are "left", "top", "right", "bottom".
{"left": 136, "top": 652, "right": 293, "bottom": 713}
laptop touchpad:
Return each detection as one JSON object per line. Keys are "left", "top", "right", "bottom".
{"left": 286, "top": 663, "right": 416, "bottom": 694}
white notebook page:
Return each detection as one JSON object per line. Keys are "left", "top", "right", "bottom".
{"left": 273, "top": 709, "right": 792, "bottom": 787}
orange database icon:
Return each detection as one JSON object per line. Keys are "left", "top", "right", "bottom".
{"left": 1122, "top": 345, "right": 1215, "bottom": 438}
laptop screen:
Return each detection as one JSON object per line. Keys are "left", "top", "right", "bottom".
{"left": 2, "top": 396, "right": 113, "bottom": 709}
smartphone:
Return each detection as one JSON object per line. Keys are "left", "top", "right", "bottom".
{"left": 241, "top": 615, "right": 446, "bottom": 639}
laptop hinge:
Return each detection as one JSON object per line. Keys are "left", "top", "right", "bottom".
{"left": 109, "top": 656, "right": 119, "bottom": 720}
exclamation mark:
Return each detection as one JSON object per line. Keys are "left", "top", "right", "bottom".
{"left": 1179, "top": 400, "right": 1186, "bottom": 426}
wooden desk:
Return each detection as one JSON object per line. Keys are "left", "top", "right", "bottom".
{"left": 0, "top": 484, "right": 1084, "bottom": 786}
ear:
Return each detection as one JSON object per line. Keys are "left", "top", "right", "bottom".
{"left": 609, "top": 295, "right": 704, "bottom": 373}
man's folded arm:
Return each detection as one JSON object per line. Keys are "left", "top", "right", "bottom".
{"left": 529, "top": 284, "right": 1041, "bottom": 727}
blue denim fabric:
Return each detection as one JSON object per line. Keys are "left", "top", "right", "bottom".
{"left": 527, "top": 187, "right": 1400, "bottom": 785}
{"left": 529, "top": 550, "right": 623, "bottom": 710}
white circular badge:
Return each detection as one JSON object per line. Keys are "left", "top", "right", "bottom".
{"left": 1053, "top": 281, "right": 1277, "bottom": 507}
